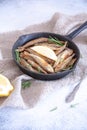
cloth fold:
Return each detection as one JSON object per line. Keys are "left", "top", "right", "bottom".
{"left": 0, "top": 12, "right": 87, "bottom": 130}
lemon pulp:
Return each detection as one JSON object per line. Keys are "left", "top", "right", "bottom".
{"left": 0, "top": 74, "right": 14, "bottom": 97}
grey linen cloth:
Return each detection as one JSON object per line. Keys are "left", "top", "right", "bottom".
{"left": 0, "top": 12, "right": 87, "bottom": 130}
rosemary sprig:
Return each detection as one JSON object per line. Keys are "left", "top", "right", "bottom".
{"left": 22, "top": 80, "right": 31, "bottom": 89}
{"left": 37, "top": 66, "right": 41, "bottom": 73}
{"left": 15, "top": 49, "right": 20, "bottom": 63}
{"left": 50, "top": 106, "right": 57, "bottom": 112}
{"left": 70, "top": 103, "right": 79, "bottom": 108}
{"left": 49, "top": 36, "right": 64, "bottom": 46}
{"left": 62, "top": 65, "right": 73, "bottom": 71}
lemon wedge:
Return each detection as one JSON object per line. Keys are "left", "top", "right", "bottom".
{"left": 0, "top": 74, "right": 14, "bottom": 97}
{"left": 31, "top": 46, "right": 57, "bottom": 61}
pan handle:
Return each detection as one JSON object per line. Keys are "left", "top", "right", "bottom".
{"left": 66, "top": 21, "right": 87, "bottom": 39}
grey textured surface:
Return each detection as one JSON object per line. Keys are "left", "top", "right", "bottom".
{"left": 0, "top": 0, "right": 87, "bottom": 33}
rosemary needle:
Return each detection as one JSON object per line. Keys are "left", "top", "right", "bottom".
{"left": 50, "top": 106, "right": 57, "bottom": 112}
{"left": 49, "top": 36, "right": 64, "bottom": 46}
{"left": 15, "top": 49, "right": 20, "bottom": 63}
{"left": 22, "top": 80, "right": 31, "bottom": 89}
{"left": 70, "top": 103, "right": 79, "bottom": 108}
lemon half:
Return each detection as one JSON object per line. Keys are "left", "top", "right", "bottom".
{"left": 0, "top": 74, "right": 14, "bottom": 97}
{"left": 31, "top": 46, "right": 57, "bottom": 61}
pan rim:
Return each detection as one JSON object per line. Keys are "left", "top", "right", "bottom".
{"left": 12, "top": 32, "right": 80, "bottom": 80}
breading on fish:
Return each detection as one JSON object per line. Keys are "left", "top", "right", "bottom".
{"left": 15, "top": 37, "right": 76, "bottom": 74}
